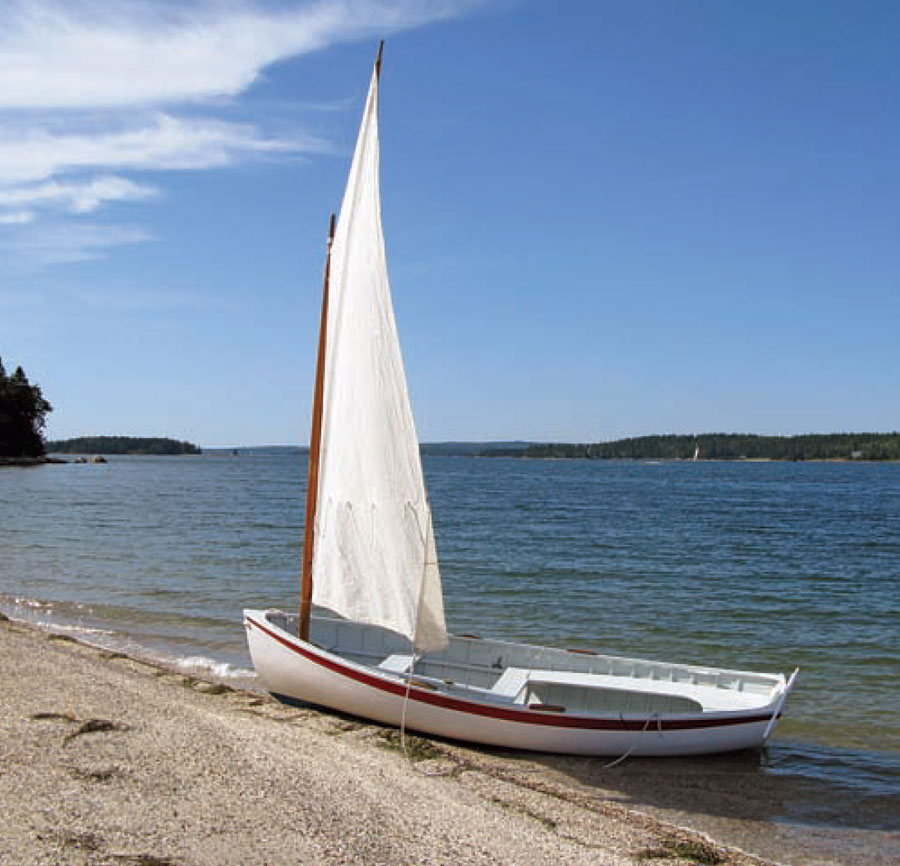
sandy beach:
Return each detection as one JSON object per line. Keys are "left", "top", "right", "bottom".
{"left": 0, "top": 614, "right": 790, "bottom": 866}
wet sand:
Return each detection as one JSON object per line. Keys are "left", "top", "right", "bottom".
{"left": 1, "top": 615, "right": 894, "bottom": 866}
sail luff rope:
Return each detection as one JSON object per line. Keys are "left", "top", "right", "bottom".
{"left": 400, "top": 499, "right": 434, "bottom": 763}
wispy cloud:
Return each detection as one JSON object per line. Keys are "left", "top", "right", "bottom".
{"left": 0, "top": 0, "right": 487, "bottom": 263}
{"left": 1, "top": 222, "right": 153, "bottom": 266}
{"left": 0, "top": 0, "right": 482, "bottom": 109}
{"left": 0, "top": 114, "right": 323, "bottom": 185}
{"left": 0, "top": 210, "right": 35, "bottom": 225}
{"left": 0, "top": 175, "right": 157, "bottom": 216}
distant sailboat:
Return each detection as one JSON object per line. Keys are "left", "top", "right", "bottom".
{"left": 693, "top": 443, "right": 700, "bottom": 461}
{"left": 243, "top": 45, "right": 798, "bottom": 756}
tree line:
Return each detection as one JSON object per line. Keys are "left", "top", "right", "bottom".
{"left": 0, "top": 358, "right": 52, "bottom": 458}
{"left": 47, "top": 436, "right": 202, "bottom": 456}
{"left": 522, "top": 433, "right": 900, "bottom": 461}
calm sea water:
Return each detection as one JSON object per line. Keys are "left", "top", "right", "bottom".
{"left": 2, "top": 455, "right": 898, "bottom": 844}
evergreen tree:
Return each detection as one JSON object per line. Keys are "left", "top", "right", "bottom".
{"left": 0, "top": 358, "right": 53, "bottom": 457}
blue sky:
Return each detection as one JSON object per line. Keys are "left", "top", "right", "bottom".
{"left": 1, "top": 0, "right": 897, "bottom": 447}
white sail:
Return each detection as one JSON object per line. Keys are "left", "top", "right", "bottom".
{"left": 310, "top": 64, "right": 447, "bottom": 652}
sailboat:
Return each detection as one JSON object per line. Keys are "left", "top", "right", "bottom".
{"left": 243, "top": 45, "right": 798, "bottom": 757}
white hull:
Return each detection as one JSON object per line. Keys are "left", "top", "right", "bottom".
{"left": 245, "top": 609, "right": 797, "bottom": 757}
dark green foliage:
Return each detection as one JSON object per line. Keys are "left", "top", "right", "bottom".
{"left": 0, "top": 357, "right": 53, "bottom": 457}
{"left": 46, "top": 436, "right": 201, "bottom": 455}
{"left": 524, "top": 432, "right": 900, "bottom": 461}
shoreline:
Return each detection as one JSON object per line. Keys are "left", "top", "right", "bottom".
{"left": 0, "top": 614, "right": 770, "bottom": 866}
{"left": 0, "top": 456, "right": 67, "bottom": 467}
{"left": 3, "top": 616, "right": 898, "bottom": 866}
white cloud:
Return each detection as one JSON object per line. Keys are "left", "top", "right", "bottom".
{"left": 0, "top": 114, "right": 322, "bottom": 186}
{"left": 0, "top": 0, "right": 488, "bottom": 262}
{"left": 0, "top": 112, "right": 324, "bottom": 230}
{"left": 0, "top": 0, "right": 484, "bottom": 109}
{"left": 0, "top": 175, "right": 158, "bottom": 215}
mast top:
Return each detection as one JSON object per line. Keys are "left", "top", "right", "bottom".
{"left": 375, "top": 40, "right": 384, "bottom": 79}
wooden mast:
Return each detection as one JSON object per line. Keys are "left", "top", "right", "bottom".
{"left": 299, "top": 42, "right": 385, "bottom": 642}
{"left": 299, "top": 212, "right": 335, "bottom": 640}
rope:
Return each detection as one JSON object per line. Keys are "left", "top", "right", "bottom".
{"left": 400, "top": 499, "right": 436, "bottom": 767}
{"left": 397, "top": 655, "right": 451, "bottom": 776}
{"left": 602, "top": 713, "right": 661, "bottom": 769}
{"left": 398, "top": 650, "right": 418, "bottom": 759}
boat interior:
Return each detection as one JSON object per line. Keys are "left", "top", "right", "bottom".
{"left": 262, "top": 610, "right": 784, "bottom": 717}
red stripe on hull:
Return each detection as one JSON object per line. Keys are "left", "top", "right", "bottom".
{"left": 246, "top": 616, "right": 775, "bottom": 733}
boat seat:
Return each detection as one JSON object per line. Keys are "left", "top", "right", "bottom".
{"left": 489, "top": 667, "right": 531, "bottom": 699}
{"left": 378, "top": 654, "right": 415, "bottom": 674}
{"left": 524, "top": 670, "right": 762, "bottom": 711}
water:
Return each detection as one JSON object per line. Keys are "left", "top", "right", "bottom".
{"left": 2, "top": 455, "right": 899, "bottom": 853}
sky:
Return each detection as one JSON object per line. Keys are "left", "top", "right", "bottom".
{"left": 1, "top": 0, "right": 897, "bottom": 447}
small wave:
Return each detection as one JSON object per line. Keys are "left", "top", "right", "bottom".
{"left": 4, "top": 594, "right": 91, "bottom": 615}
{"left": 3, "top": 611, "right": 257, "bottom": 685}
{"left": 36, "top": 621, "right": 115, "bottom": 638}
{"left": 10, "top": 596, "right": 54, "bottom": 610}
{"left": 174, "top": 655, "right": 256, "bottom": 680}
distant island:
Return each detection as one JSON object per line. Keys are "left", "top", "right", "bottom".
{"left": 202, "top": 443, "right": 536, "bottom": 458}
{"left": 47, "top": 436, "right": 201, "bottom": 456}
{"left": 202, "top": 436, "right": 900, "bottom": 461}
{"left": 204, "top": 445, "right": 304, "bottom": 456}
{"left": 516, "top": 433, "right": 900, "bottom": 462}
{"left": 46, "top": 434, "right": 897, "bottom": 462}
{"left": 421, "top": 441, "right": 535, "bottom": 457}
